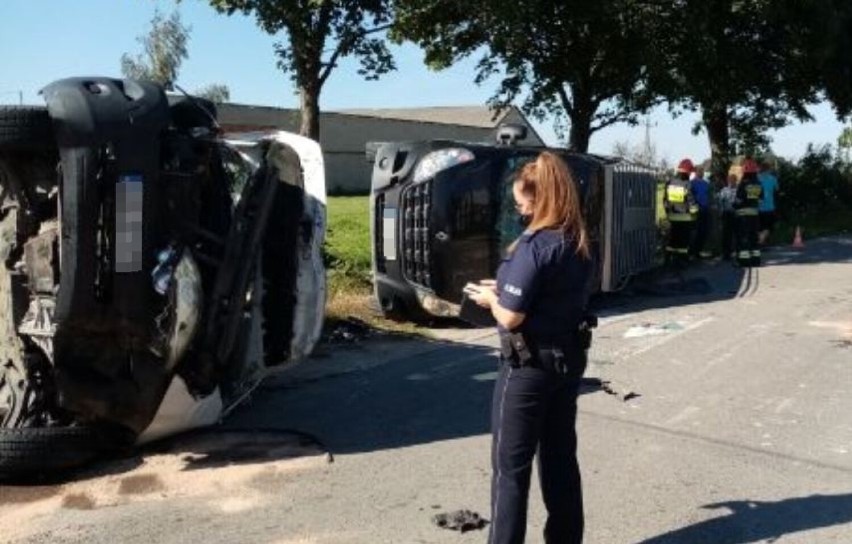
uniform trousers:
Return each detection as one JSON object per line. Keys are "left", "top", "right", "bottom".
{"left": 690, "top": 209, "right": 711, "bottom": 257}
{"left": 736, "top": 213, "right": 761, "bottom": 266}
{"left": 489, "top": 347, "right": 586, "bottom": 544}
{"left": 666, "top": 219, "right": 695, "bottom": 263}
{"left": 721, "top": 211, "right": 736, "bottom": 259}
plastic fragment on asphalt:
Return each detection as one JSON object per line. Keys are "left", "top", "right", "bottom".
{"left": 624, "top": 322, "right": 685, "bottom": 338}
{"left": 432, "top": 509, "right": 489, "bottom": 532}
{"left": 583, "top": 377, "right": 641, "bottom": 402}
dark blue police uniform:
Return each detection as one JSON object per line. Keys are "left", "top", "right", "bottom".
{"left": 489, "top": 228, "right": 592, "bottom": 544}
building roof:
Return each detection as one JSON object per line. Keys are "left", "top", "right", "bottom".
{"left": 335, "top": 106, "right": 513, "bottom": 128}
{"left": 215, "top": 102, "right": 545, "bottom": 147}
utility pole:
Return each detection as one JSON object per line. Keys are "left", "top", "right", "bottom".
{"left": 641, "top": 115, "right": 654, "bottom": 167}
{"left": 19, "top": 91, "right": 23, "bottom": 106}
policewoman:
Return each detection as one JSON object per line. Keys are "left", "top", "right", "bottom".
{"left": 466, "top": 151, "right": 593, "bottom": 544}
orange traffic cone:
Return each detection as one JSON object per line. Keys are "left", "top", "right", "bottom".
{"left": 792, "top": 226, "right": 805, "bottom": 248}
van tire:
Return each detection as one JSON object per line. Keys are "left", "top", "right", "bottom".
{"left": 0, "top": 426, "right": 105, "bottom": 478}
{"left": 0, "top": 107, "right": 53, "bottom": 151}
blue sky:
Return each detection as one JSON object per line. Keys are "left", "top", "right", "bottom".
{"left": 1, "top": 0, "right": 847, "bottom": 163}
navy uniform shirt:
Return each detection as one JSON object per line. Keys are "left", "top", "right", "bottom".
{"left": 495, "top": 228, "right": 593, "bottom": 341}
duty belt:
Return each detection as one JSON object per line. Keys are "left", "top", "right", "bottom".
{"left": 500, "top": 314, "right": 597, "bottom": 372}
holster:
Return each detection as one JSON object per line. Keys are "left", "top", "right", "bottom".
{"left": 578, "top": 312, "right": 598, "bottom": 350}
{"left": 499, "top": 312, "right": 598, "bottom": 372}
{"left": 500, "top": 332, "right": 534, "bottom": 366}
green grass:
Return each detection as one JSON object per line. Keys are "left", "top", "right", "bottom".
{"left": 325, "top": 196, "right": 372, "bottom": 296}
{"left": 324, "top": 196, "right": 424, "bottom": 335}
{"left": 773, "top": 207, "right": 852, "bottom": 246}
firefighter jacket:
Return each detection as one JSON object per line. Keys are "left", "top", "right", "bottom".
{"left": 734, "top": 177, "right": 763, "bottom": 216}
{"left": 664, "top": 177, "right": 698, "bottom": 222}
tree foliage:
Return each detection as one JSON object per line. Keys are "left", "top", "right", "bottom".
{"left": 777, "top": 144, "right": 852, "bottom": 220}
{"left": 121, "top": 10, "right": 191, "bottom": 89}
{"left": 818, "top": 0, "right": 852, "bottom": 118}
{"left": 645, "top": 0, "right": 831, "bottom": 180}
{"left": 207, "top": 0, "right": 396, "bottom": 140}
{"left": 393, "top": 0, "right": 656, "bottom": 152}
{"left": 121, "top": 9, "right": 232, "bottom": 101}
{"left": 194, "top": 83, "right": 231, "bottom": 103}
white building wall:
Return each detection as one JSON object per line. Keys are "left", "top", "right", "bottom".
{"left": 219, "top": 105, "right": 545, "bottom": 194}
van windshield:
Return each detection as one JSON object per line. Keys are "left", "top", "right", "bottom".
{"left": 495, "top": 154, "right": 536, "bottom": 254}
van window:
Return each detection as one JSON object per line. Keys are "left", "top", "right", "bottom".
{"left": 495, "top": 153, "right": 535, "bottom": 253}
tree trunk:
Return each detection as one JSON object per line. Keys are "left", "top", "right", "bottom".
{"left": 703, "top": 105, "right": 731, "bottom": 185}
{"left": 567, "top": 86, "right": 594, "bottom": 153}
{"left": 299, "top": 81, "right": 321, "bottom": 142}
{"left": 567, "top": 106, "right": 594, "bottom": 153}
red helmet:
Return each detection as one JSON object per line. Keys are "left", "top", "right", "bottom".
{"left": 676, "top": 158, "right": 695, "bottom": 173}
{"left": 742, "top": 158, "right": 759, "bottom": 174}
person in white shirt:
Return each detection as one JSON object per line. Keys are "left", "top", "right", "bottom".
{"left": 717, "top": 174, "right": 738, "bottom": 260}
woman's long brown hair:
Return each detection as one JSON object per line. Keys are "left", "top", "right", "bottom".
{"left": 514, "top": 151, "right": 590, "bottom": 258}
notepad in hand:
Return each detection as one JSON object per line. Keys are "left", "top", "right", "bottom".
{"left": 459, "top": 292, "right": 496, "bottom": 327}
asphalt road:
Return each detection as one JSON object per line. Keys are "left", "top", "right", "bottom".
{"left": 1, "top": 236, "right": 851, "bottom": 543}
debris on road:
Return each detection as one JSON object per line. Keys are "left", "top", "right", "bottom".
{"left": 432, "top": 509, "right": 489, "bottom": 533}
{"left": 582, "top": 377, "right": 641, "bottom": 402}
{"left": 324, "top": 317, "right": 375, "bottom": 344}
{"left": 833, "top": 339, "right": 852, "bottom": 349}
{"left": 624, "top": 322, "right": 685, "bottom": 338}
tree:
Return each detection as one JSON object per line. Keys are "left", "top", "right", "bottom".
{"left": 121, "top": 10, "right": 191, "bottom": 88}
{"left": 645, "top": 0, "right": 825, "bottom": 182}
{"left": 817, "top": 0, "right": 852, "bottom": 118}
{"left": 612, "top": 140, "right": 632, "bottom": 159}
{"left": 121, "top": 10, "right": 232, "bottom": 101}
{"left": 207, "top": 1, "right": 395, "bottom": 141}
{"left": 195, "top": 84, "right": 231, "bottom": 103}
{"left": 611, "top": 138, "right": 660, "bottom": 168}
{"left": 838, "top": 127, "right": 852, "bottom": 163}
{"left": 393, "top": 0, "right": 657, "bottom": 152}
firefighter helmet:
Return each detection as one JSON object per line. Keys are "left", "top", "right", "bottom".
{"left": 742, "top": 158, "right": 759, "bottom": 174}
{"left": 676, "top": 158, "right": 695, "bottom": 173}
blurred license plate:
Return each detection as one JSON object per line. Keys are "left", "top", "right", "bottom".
{"left": 382, "top": 207, "right": 397, "bottom": 260}
{"left": 116, "top": 174, "right": 143, "bottom": 273}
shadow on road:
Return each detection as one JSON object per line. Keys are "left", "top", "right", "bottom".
{"left": 592, "top": 260, "right": 747, "bottom": 314}
{"left": 762, "top": 236, "right": 852, "bottom": 267}
{"left": 223, "top": 339, "right": 603, "bottom": 456}
{"left": 639, "top": 493, "right": 852, "bottom": 544}
{"left": 0, "top": 427, "right": 329, "bottom": 490}
{"left": 224, "top": 341, "right": 496, "bottom": 454}
{"left": 592, "top": 235, "right": 852, "bottom": 316}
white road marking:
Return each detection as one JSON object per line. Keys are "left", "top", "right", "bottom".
{"left": 616, "top": 317, "right": 716, "bottom": 361}
{"left": 664, "top": 406, "right": 701, "bottom": 426}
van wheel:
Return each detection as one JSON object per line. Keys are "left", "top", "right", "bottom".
{"left": 0, "top": 107, "right": 53, "bottom": 151}
{"left": 0, "top": 424, "right": 132, "bottom": 479}
{"left": 377, "top": 292, "right": 433, "bottom": 325}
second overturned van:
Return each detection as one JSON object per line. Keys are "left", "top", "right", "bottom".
{"left": 369, "top": 126, "right": 659, "bottom": 321}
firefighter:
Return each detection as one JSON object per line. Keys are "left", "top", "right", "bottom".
{"left": 734, "top": 158, "right": 764, "bottom": 267}
{"left": 663, "top": 158, "right": 699, "bottom": 265}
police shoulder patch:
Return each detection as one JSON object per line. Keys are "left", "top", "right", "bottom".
{"left": 504, "top": 284, "right": 523, "bottom": 296}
